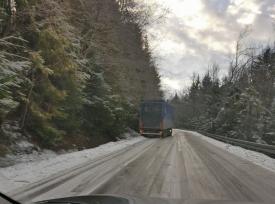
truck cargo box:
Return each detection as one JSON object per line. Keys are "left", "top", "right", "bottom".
{"left": 139, "top": 100, "right": 174, "bottom": 137}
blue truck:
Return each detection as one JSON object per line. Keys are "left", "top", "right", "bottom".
{"left": 139, "top": 100, "right": 174, "bottom": 137}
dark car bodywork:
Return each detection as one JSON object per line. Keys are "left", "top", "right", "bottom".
{"left": 34, "top": 195, "right": 273, "bottom": 204}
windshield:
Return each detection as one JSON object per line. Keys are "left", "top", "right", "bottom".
{"left": 1, "top": 0, "right": 275, "bottom": 204}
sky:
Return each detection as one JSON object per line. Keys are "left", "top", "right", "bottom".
{"left": 144, "top": 0, "right": 275, "bottom": 98}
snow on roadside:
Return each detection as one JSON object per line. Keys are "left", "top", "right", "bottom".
{"left": 2, "top": 149, "right": 58, "bottom": 167}
{"left": 0, "top": 136, "right": 146, "bottom": 193}
{"left": 187, "top": 130, "right": 275, "bottom": 173}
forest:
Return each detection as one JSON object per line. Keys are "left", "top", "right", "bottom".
{"left": 2, "top": 0, "right": 274, "bottom": 156}
{"left": 171, "top": 29, "right": 275, "bottom": 145}
{"left": 0, "top": 0, "right": 162, "bottom": 155}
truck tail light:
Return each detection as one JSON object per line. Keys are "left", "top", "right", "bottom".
{"left": 160, "top": 120, "right": 164, "bottom": 130}
{"left": 139, "top": 120, "right": 143, "bottom": 129}
{"left": 139, "top": 120, "right": 144, "bottom": 134}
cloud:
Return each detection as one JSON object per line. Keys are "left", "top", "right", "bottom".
{"left": 227, "top": 0, "right": 263, "bottom": 25}
{"left": 145, "top": 0, "right": 275, "bottom": 96}
{"left": 162, "top": 77, "right": 181, "bottom": 91}
{"left": 269, "top": 4, "right": 275, "bottom": 19}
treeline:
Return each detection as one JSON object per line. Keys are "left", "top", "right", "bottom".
{"left": 0, "top": 0, "right": 162, "bottom": 152}
{"left": 171, "top": 35, "right": 275, "bottom": 145}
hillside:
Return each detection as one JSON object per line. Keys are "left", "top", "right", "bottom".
{"left": 171, "top": 47, "right": 275, "bottom": 145}
{"left": 69, "top": 0, "right": 162, "bottom": 103}
{"left": 0, "top": 0, "right": 162, "bottom": 155}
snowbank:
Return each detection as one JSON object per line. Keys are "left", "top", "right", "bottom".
{"left": 0, "top": 136, "right": 146, "bottom": 193}
{"left": 189, "top": 131, "right": 275, "bottom": 173}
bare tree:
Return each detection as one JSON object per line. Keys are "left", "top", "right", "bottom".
{"left": 229, "top": 26, "right": 252, "bottom": 83}
{"left": 208, "top": 62, "right": 220, "bottom": 82}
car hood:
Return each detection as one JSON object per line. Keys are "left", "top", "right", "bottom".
{"left": 34, "top": 194, "right": 272, "bottom": 204}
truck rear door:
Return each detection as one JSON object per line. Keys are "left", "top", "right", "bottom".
{"left": 141, "top": 102, "right": 163, "bottom": 129}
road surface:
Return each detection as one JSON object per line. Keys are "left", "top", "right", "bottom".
{"left": 10, "top": 130, "right": 275, "bottom": 203}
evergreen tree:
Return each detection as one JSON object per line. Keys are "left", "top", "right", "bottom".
{"left": 0, "top": 36, "right": 30, "bottom": 125}
{"left": 233, "top": 87, "right": 267, "bottom": 142}
{"left": 23, "top": 52, "right": 65, "bottom": 147}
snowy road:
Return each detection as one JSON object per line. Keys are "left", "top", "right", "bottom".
{"left": 7, "top": 130, "right": 275, "bottom": 203}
